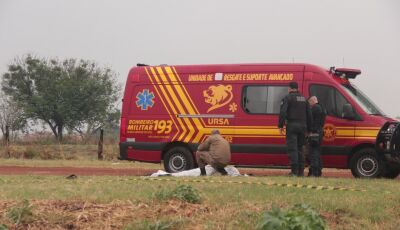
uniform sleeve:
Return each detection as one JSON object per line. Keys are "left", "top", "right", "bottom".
{"left": 312, "top": 105, "right": 323, "bottom": 132}
{"left": 198, "top": 136, "right": 211, "bottom": 151}
{"left": 278, "top": 96, "right": 288, "bottom": 128}
{"left": 306, "top": 102, "right": 313, "bottom": 132}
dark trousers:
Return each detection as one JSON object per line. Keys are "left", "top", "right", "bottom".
{"left": 286, "top": 122, "right": 306, "bottom": 175}
{"left": 309, "top": 129, "right": 323, "bottom": 176}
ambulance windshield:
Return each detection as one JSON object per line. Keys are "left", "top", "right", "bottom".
{"left": 341, "top": 84, "right": 385, "bottom": 116}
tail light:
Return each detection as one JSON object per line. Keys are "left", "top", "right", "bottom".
{"left": 120, "top": 117, "right": 127, "bottom": 142}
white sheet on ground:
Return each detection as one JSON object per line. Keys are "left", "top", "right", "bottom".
{"left": 150, "top": 165, "right": 241, "bottom": 177}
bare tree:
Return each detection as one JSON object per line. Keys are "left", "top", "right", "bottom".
{"left": 0, "top": 91, "right": 26, "bottom": 139}
{"left": 72, "top": 108, "right": 120, "bottom": 141}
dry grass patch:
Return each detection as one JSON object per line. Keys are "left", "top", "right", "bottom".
{"left": 0, "top": 199, "right": 213, "bottom": 230}
{"left": 0, "top": 158, "right": 162, "bottom": 169}
{"left": 0, "top": 144, "right": 120, "bottom": 161}
{"left": 0, "top": 196, "right": 398, "bottom": 229}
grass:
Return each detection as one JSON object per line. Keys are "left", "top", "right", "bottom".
{"left": 0, "top": 144, "right": 163, "bottom": 169}
{"left": 0, "top": 175, "right": 399, "bottom": 229}
{"left": 0, "top": 143, "right": 399, "bottom": 229}
{"left": 5, "top": 199, "right": 34, "bottom": 225}
{"left": 0, "top": 144, "right": 120, "bottom": 161}
{"left": 155, "top": 184, "right": 202, "bottom": 204}
{"left": 0, "top": 158, "right": 162, "bottom": 169}
{"left": 123, "top": 218, "right": 187, "bottom": 230}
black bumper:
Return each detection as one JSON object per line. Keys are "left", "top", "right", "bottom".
{"left": 118, "top": 142, "right": 129, "bottom": 160}
{"left": 376, "top": 122, "right": 400, "bottom": 164}
{"left": 383, "top": 153, "right": 400, "bottom": 164}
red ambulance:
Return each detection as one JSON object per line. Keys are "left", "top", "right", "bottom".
{"left": 119, "top": 63, "right": 400, "bottom": 178}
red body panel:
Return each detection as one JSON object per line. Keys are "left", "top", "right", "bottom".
{"left": 120, "top": 63, "right": 391, "bottom": 169}
{"left": 127, "top": 149, "right": 160, "bottom": 163}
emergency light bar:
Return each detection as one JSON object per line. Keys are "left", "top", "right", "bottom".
{"left": 330, "top": 67, "right": 361, "bottom": 79}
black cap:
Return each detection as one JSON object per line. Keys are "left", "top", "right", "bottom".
{"left": 289, "top": 81, "right": 298, "bottom": 89}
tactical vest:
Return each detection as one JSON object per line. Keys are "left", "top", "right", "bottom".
{"left": 287, "top": 92, "right": 307, "bottom": 122}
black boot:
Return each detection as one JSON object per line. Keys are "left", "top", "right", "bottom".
{"left": 298, "top": 168, "right": 304, "bottom": 177}
{"left": 307, "top": 168, "right": 313, "bottom": 177}
{"left": 216, "top": 166, "right": 228, "bottom": 176}
{"left": 288, "top": 166, "right": 298, "bottom": 177}
{"left": 316, "top": 168, "right": 322, "bottom": 177}
{"left": 309, "top": 166, "right": 321, "bottom": 177}
{"left": 200, "top": 167, "right": 206, "bottom": 176}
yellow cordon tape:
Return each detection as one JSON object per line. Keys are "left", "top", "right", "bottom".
{"left": 123, "top": 177, "right": 367, "bottom": 192}
{"left": 0, "top": 177, "right": 367, "bottom": 192}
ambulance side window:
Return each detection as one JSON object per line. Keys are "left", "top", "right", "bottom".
{"left": 243, "top": 86, "right": 288, "bottom": 114}
{"left": 310, "top": 85, "right": 350, "bottom": 118}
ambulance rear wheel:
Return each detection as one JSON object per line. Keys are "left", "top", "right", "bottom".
{"left": 350, "top": 148, "right": 384, "bottom": 178}
{"left": 163, "top": 147, "right": 194, "bottom": 173}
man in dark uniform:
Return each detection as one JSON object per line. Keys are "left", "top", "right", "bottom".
{"left": 307, "top": 96, "right": 326, "bottom": 177}
{"left": 278, "top": 82, "right": 312, "bottom": 176}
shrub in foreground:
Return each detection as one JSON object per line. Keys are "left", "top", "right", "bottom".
{"left": 155, "top": 184, "right": 202, "bottom": 204}
{"left": 257, "top": 204, "right": 327, "bottom": 230}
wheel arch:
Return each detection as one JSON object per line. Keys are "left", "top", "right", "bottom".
{"left": 347, "top": 143, "right": 376, "bottom": 167}
{"left": 161, "top": 141, "right": 196, "bottom": 162}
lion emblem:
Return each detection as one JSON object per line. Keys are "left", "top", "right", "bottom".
{"left": 203, "top": 84, "right": 233, "bottom": 113}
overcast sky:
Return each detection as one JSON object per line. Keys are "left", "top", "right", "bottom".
{"left": 1, "top": 0, "right": 399, "bottom": 116}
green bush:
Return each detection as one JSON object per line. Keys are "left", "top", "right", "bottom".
{"left": 257, "top": 204, "right": 327, "bottom": 230}
{"left": 0, "top": 224, "right": 9, "bottom": 230}
{"left": 155, "top": 184, "right": 201, "bottom": 204}
{"left": 6, "top": 199, "right": 34, "bottom": 225}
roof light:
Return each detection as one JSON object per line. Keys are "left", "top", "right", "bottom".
{"left": 335, "top": 68, "right": 361, "bottom": 79}
{"left": 329, "top": 67, "right": 361, "bottom": 79}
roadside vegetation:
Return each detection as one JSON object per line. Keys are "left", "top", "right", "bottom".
{"left": 0, "top": 142, "right": 164, "bottom": 169}
{"left": 0, "top": 175, "right": 399, "bottom": 229}
{"left": 0, "top": 143, "right": 120, "bottom": 161}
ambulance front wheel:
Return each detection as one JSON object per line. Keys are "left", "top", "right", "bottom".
{"left": 350, "top": 148, "right": 385, "bottom": 178}
{"left": 163, "top": 147, "right": 195, "bottom": 173}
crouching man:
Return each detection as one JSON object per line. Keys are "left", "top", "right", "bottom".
{"left": 196, "top": 129, "right": 231, "bottom": 176}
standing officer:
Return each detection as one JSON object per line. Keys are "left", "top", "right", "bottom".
{"left": 278, "top": 82, "right": 312, "bottom": 176}
{"left": 307, "top": 96, "right": 326, "bottom": 177}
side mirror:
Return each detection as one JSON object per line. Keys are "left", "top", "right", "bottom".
{"left": 342, "top": 103, "right": 355, "bottom": 120}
